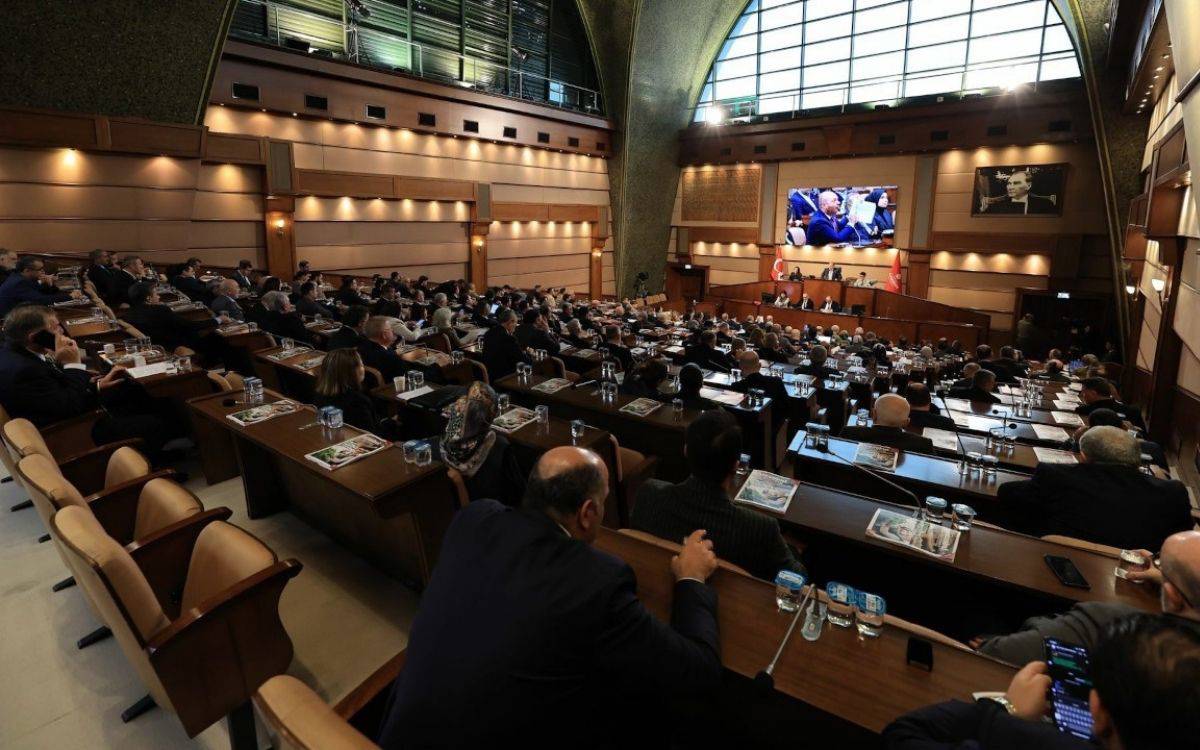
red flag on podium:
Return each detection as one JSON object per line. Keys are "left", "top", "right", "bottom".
{"left": 885, "top": 250, "right": 902, "bottom": 293}
{"left": 771, "top": 245, "right": 786, "bottom": 281}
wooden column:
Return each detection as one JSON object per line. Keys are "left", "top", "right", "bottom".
{"left": 757, "top": 244, "right": 778, "bottom": 280}
{"left": 590, "top": 209, "right": 610, "bottom": 299}
{"left": 906, "top": 250, "right": 931, "bottom": 297}
{"left": 264, "top": 196, "right": 296, "bottom": 278}
{"left": 468, "top": 222, "right": 489, "bottom": 292}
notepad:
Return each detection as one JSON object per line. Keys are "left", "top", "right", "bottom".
{"left": 1031, "top": 424, "right": 1072, "bottom": 442}
{"left": 1034, "top": 447, "right": 1078, "bottom": 464}
{"left": 922, "top": 427, "right": 961, "bottom": 452}
{"left": 395, "top": 385, "right": 435, "bottom": 402}
{"left": 1052, "top": 411, "right": 1084, "bottom": 427}
{"left": 125, "top": 362, "right": 172, "bottom": 379}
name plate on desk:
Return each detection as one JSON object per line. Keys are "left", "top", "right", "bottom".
{"left": 125, "top": 361, "right": 173, "bottom": 379}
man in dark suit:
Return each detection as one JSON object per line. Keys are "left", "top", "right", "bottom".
{"left": 980, "top": 170, "right": 1058, "bottom": 215}
{"left": 996, "top": 426, "right": 1193, "bottom": 551}
{"left": 171, "top": 264, "right": 209, "bottom": 303}
{"left": 904, "top": 382, "right": 958, "bottom": 431}
{"left": 841, "top": 393, "right": 936, "bottom": 454}
{"left": 231, "top": 260, "right": 255, "bottom": 291}
{"left": 109, "top": 256, "right": 146, "bottom": 305}
{"left": 818, "top": 295, "right": 841, "bottom": 313}
{"left": 795, "top": 344, "right": 837, "bottom": 380}
{"left": 683, "top": 329, "right": 734, "bottom": 373}
{"left": 1075, "top": 377, "right": 1145, "bottom": 430}
{"left": 0, "top": 257, "right": 80, "bottom": 316}
{"left": 886, "top": 615, "right": 1200, "bottom": 750}
{"left": 122, "top": 282, "right": 213, "bottom": 352}
{"left": 379, "top": 446, "right": 721, "bottom": 748}
{"left": 819, "top": 260, "right": 844, "bottom": 279}
{"left": 515, "top": 308, "right": 560, "bottom": 354}
{"left": 809, "top": 191, "right": 859, "bottom": 246}
{"left": 1036, "top": 358, "right": 1071, "bottom": 382}
{"left": 326, "top": 305, "right": 369, "bottom": 350}
{"left": 356, "top": 315, "right": 417, "bottom": 382}
{"left": 728, "top": 352, "right": 790, "bottom": 431}
{"left": 794, "top": 292, "right": 814, "bottom": 310}
{"left": 85, "top": 249, "right": 117, "bottom": 301}
{"left": 371, "top": 285, "right": 403, "bottom": 318}
{"left": 481, "top": 307, "right": 531, "bottom": 381}
{"left": 209, "top": 279, "right": 244, "bottom": 322}
{"left": 632, "top": 410, "right": 803, "bottom": 582}
{"left": 949, "top": 368, "right": 1002, "bottom": 404}
{"left": 600, "top": 324, "right": 634, "bottom": 373}
{"left": 0, "top": 305, "right": 175, "bottom": 460}
{"left": 257, "top": 291, "right": 312, "bottom": 346}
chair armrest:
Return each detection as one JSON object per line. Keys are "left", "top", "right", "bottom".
{"left": 146, "top": 560, "right": 302, "bottom": 737}
{"left": 334, "top": 650, "right": 408, "bottom": 720}
{"left": 619, "top": 455, "right": 658, "bottom": 527}
{"left": 40, "top": 409, "right": 106, "bottom": 457}
{"left": 56, "top": 439, "right": 144, "bottom": 494}
{"left": 85, "top": 469, "right": 179, "bottom": 545}
{"left": 127, "top": 507, "right": 232, "bottom": 619}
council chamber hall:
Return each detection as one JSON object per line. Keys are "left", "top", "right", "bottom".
{"left": 2, "top": 0, "right": 1199, "bottom": 748}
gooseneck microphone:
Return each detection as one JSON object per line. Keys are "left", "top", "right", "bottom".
{"left": 936, "top": 387, "right": 969, "bottom": 459}
{"left": 815, "top": 440, "right": 922, "bottom": 508}
{"left": 754, "top": 585, "right": 814, "bottom": 693}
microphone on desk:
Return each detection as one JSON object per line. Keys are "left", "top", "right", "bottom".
{"left": 814, "top": 441, "right": 922, "bottom": 508}
{"left": 754, "top": 585, "right": 813, "bottom": 694}
{"left": 573, "top": 379, "right": 597, "bottom": 389}
{"left": 935, "top": 387, "right": 968, "bottom": 459}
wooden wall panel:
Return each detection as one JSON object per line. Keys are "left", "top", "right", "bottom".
{"left": 204, "top": 132, "right": 266, "bottom": 164}
{"left": 294, "top": 195, "right": 471, "bottom": 222}
{"left": 295, "top": 169, "right": 396, "bottom": 198}
{"left": 393, "top": 176, "right": 474, "bottom": 201}
{"left": 108, "top": 118, "right": 204, "bottom": 157}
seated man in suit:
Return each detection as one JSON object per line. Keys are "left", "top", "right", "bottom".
{"left": 515, "top": 307, "right": 560, "bottom": 355}
{"left": 1075, "top": 376, "right": 1145, "bottom": 430}
{"left": 0, "top": 257, "right": 81, "bottom": 316}
{"left": 209, "top": 279, "right": 245, "bottom": 322}
{"left": 325, "top": 305, "right": 369, "bottom": 350}
{"left": 171, "top": 263, "right": 209, "bottom": 303}
{"left": 818, "top": 295, "right": 841, "bottom": 313}
{"left": 949, "top": 361, "right": 981, "bottom": 391}
{"left": 851, "top": 271, "right": 871, "bottom": 287}
{"left": 996, "top": 426, "right": 1193, "bottom": 551}
{"left": 840, "top": 393, "right": 935, "bottom": 454}
{"left": 728, "top": 351, "right": 789, "bottom": 430}
{"left": 600, "top": 324, "right": 634, "bottom": 372}
{"left": 294, "top": 281, "right": 336, "bottom": 319}
{"left": 796, "top": 344, "right": 837, "bottom": 380}
{"left": 379, "top": 446, "right": 721, "bottom": 748}
{"left": 334, "top": 275, "right": 366, "bottom": 307}
{"left": 1080, "top": 407, "right": 1168, "bottom": 472}
{"left": 819, "top": 259, "right": 845, "bottom": 279}
{"left": 563, "top": 317, "right": 594, "bottom": 349}
{"left": 684, "top": 329, "right": 734, "bottom": 373}
{"left": 788, "top": 266, "right": 803, "bottom": 281}
{"left": 1036, "top": 358, "right": 1071, "bottom": 382}
{"left": 949, "top": 367, "right": 1002, "bottom": 404}
{"left": 986, "top": 345, "right": 1028, "bottom": 383}
{"left": 109, "top": 256, "right": 147, "bottom": 305}
{"left": 85, "top": 249, "right": 117, "bottom": 302}
{"left": 809, "top": 192, "right": 860, "bottom": 247}
{"left": 794, "top": 292, "right": 814, "bottom": 310}
{"left": 481, "top": 307, "right": 531, "bottom": 381}
{"left": 356, "top": 315, "right": 435, "bottom": 383}
{"left": 904, "top": 382, "right": 957, "bottom": 431}
{"left": 258, "top": 290, "right": 312, "bottom": 346}
{"left": 123, "top": 282, "right": 213, "bottom": 352}
{"left": 633, "top": 410, "right": 804, "bottom": 582}
{"left": 0, "top": 305, "right": 176, "bottom": 461}
{"left": 975, "top": 530, "right": 1200, "bottom": 666}
{"left": 886, "top": 614, "right": 1200, "bottom": 750}
{"left": 371, "top": 284, "right": 403, "bottom": 318}
{"left": 231, "top": 259, "right": 254, "bottom": 291}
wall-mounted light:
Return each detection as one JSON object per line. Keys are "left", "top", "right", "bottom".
{"left": 1150, "top": 276, "right": 1166, "bottom": 295}
{"left": 1125, "top": 283, "right": 1137, "bottom": 296}
{"left": 274, "top": 217, "right": 287, "bottom": 237}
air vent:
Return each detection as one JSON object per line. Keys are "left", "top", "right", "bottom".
{"left": 597, "top": 142, "right": 607, "bottom": 151}
{"left": 878, "top": 134, "right": 896, "bottom": 146}
{"left": 568, "top": 136, "right": 580, "bottom": 147}
{"left": 231, "top": 83, "right": 259, "bottom": 101}
{"left": 719, "top": 147, "right": 732, "bottom": 156}
{"left": 537, "top": 132, "right": 550, "bottom": 143}
{"left": 463, "top": 120, "right": 479, "bottom": 133}
{"left": 503, "top": 126, "right": 517, "bottom": 138}
{"left": 365, "top": 104, "right": 386, "bottom": 120}
{"left": 1048, "top": 119, "right": 1071, "bottom": 132}
{"left": 791, "top": 141, "right": 806, "bottom": 152}
{"left": 304, "top": 94, "right": 328, "bottom": 111}
{"left": 986, "top": 124, "right": 1008, "bottom": 137}
{"left": 418, "top": 112, "right": 436, "bottom": 127}
{"left": 753, "top": 145, "right": 767, "bottom": 154}
{"left": 930, "top": 130, "right": 948, "bottom": 142}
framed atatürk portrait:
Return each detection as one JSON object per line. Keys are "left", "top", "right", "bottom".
{"left": 971, "top": 163, "right": 1067, "bottom": 217}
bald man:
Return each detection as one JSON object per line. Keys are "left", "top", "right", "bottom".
{"left": 840, "top": 392, "right": 935, "bottom": 454}
{"left": 379, "top": 447, "right": 722, "bottom": 748}
{"left": 807, "top": 192, "right": 859, "bottom": 246}
{"left": 977, "top": 531, "right": 1200, "bottom": 665}
{"left": 728, "top": 350, "right": 789, "bottom": 429}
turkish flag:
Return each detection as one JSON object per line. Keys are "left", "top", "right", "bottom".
{"left": 885, "top": 250, "right": 902, "bottom": 293}
{"left": 771, "top": 246, "right": 786, "bottom": 281}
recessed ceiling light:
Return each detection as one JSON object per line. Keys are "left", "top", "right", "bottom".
{"left": 1155, "top": 66, "right": 1164, "bottom": 71}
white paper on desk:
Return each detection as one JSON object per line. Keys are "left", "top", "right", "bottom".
{"left": 125, "top": 361, "right": 172, "bottom": 379}
{"left": 1053, "top": 398, "right": 1080, "bottom": 410}
{"left": 1052, "top": 411, "right": 1084, "bottom": 427}
{"left": 959, "top": 415, "right": 998, "bottom": 432}
{"left": 1031, "top": 424, "right": 1071, "bottom": 442}
{"left": 558, "top": 341, "right": 571, "bottom": 352}
{"left": 942, "top": 398, "right": 972, "bottom": 412}
{"left": 922, "top": 427, "right": 961, "bottom": 452}
{"left": 1068, "top": 382, "right": 1083, "bottom": 391}
{"left": 1034, "top": 447, "right": 1078, "bottom": 464}
{"left": 395, "top": 385, "right": 434, "bottom": 401}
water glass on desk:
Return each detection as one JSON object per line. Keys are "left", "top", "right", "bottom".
{"left": 856, "top": 408, "right": 870, "bottom": 426}
{"left": 951, "top": 504, "right": 976, "bottom": 532}
{"left": 244, "top": 377, "right": 264, "bottom": 403}
{"left": 570, "top": 419, "right": 586, "bottom": 444}
{"left": 854, "top": 591, "right": 886, "bottom": 638}
{"left": 124, "top": 338, "right": 140, "bottom": 355}
{"left": 247, "top": 322, "right": 258, "bottom": 332}
{"left": 497, "top": 393, "right": 510, "bottom": 413}
{"left": 825, "top": 582, "right": 857, "bottom": 628}
{"left": 177, "top": 356, "right": 192, "bottom": 372}
{"left": 672, "top": 398, "right": 683, "bottom": 421}
{"left": 965, "top": 451, "right": 982, "bottom": 474}
{"left": 393, "top": 375, "right": 406, "bottom": 393}
{"left": 981, "top": 454, "right": 999, "bottom": 478}
{"left": 415, "top": 442, "right": 432, "bottom": 467}
{"left": 281, "top": 337, "right": 294, "bottom": 351}
{"left": 450, "top": 350, "right": 464, "bottom": 365}
{"left": 535, "top": 405, "right": 549, "bottom": 426}
{"left": 401, "top": 440, "right": 418, "bottom": 464}
{"left": 1115, "top": 549, "right": 1151, "bottom": 580}
{"left": 730, "top": 368, "right": 741, "bottom": 383}
{"left": 410, "top": 371, "right": 425, "bottom": 389}
{"left": 774, "top": 570, "right": 806, "bottom": 613}
{"left": 736, "top": 452, "right": 751, "bottom": 476}
{"left": 923, "top": 496, "right": 948, "bottom": 523}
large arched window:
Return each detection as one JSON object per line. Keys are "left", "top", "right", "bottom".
{"left": 695, "top": 0, "right": 1080, "bottom": 122}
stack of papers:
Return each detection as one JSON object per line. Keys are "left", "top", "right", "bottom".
{"left": 733, "top": 470, "right": 799, "bottom": 513}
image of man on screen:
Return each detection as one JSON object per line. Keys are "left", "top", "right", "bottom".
{"left": 807, "top": 190, "right": 861, "bottom": 245}
{"left": 977, "top": 169, "right": 1058, "bottom": 215}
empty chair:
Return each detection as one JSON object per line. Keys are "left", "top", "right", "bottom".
{"left": 52, "top": 505, "right": 301, "bottom": 743}
{"left": 5, "top": 417, "right": 150, "bottom": 495}
{"left": 206, "top": 370, "right": 234, "bottom": 392}
{"left": 254, "top": 675, "right": 380, "bottom": 750}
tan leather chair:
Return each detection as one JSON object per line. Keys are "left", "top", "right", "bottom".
{"left": 423, "top": 332, "right": 452, "bottom": 354}
{"left": 52, "top": 505, "right": 301, "bottom": 740}
{"left": 254, "top": 676, "right": 379, "bottom": 750}
{"left": 446, "top": 467, "right": 471, "bottom": 509}
{"left": 224, "top": 370, "right": 247, "bottom": 391}
{"left": 206, "top": 370, "right": 233, "bottom": 392}
{"left": 608, "top": 436, "right": 657, "bottom": 526}
{"left": 5, "top": 418, "right": 151, "bottom": 497}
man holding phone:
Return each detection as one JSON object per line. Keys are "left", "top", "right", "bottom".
{"left": 884, "top": 614, "right": 1200, "bottom": 748}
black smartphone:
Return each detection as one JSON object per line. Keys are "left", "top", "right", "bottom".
{"left": 906, "top": 636, "right": 933, "bottom": 672}
{"left": 1045, "top": 554, "right": 1090, "bottom": 589}
{"left": 1044, "top": 638, "right": 1094, "bottom": 741}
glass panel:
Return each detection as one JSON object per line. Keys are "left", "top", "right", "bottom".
{"left": 910, "top": 0, "right": 970, "bottom": 23}
{"left": 818, "top": 0, "right": 854, "bottom": 15}
{"left": 854, "top": 27, "right": 905, "bottom": 57}
{"left": 903, "top": 70, "right": 965, "bottom": 97}
{"left": 729, "top": 11, "right": 759, "bottom": 37}
{"left": 851, "top": 79, "right": 903, "bottom": 103}
{"left": 971, "top": 0, "right": 1047, "bottom": 35}
{"left": 973, "top": 0, "right": 1037, "bottom": 9}
{"left": 719, "top": 33, "right": 759, "bottom": 59}
{"left": 906, "top": 41, "right": 967, "bottom": 72}
{"left": 760, "top": 93, "right": 800, "bottom": 114}
{"left": 1042, "top": 24, "right": 1072, "bottom": 53}
{"left": 804, "top": 59, "right": 850, "bottom": 87}
{"left": 760, "top": 68, "right": 801, "bottom": 93}
{"left": 715, "top": 55, "right": 758, "bottom": 81}
{"left": 804, "top": 37, "right": 851, "bottom": 65}
{"left": 857, "top": 0, "right": 904, "bottom": 10}
{"left": 761, "top": 25, "right": 803, "bottom": 52}
{"left": 802, "top": 88, "right": 847, "bottom": 109}
{"left": 1038, "top": 53, "right": 1081, "bottom": 81}
{"left": 762, "top": 2, "right": 805, "bottom": 31}
{"left": 805, "top": 14, "right": 851, "bottom": 44}
{"left": 854, "top": 1, "right": 909, "bottom": 34}
{"left": 760, "top": 47, "right": 802, "bottom": 73}
{"left": 964, "top": 60, "right": 1039, "bottom": 89}
{"left": 853, "top": 51, "right": 904, "bottom": 83}
{"left": 908, "top": 15, "right": 969, "bottom": 46}
{"left": 969, "top": 29, "right": 1043, "bottom": 64}
{"left": 715, "top": 75, "right": 758, "bottom": 99}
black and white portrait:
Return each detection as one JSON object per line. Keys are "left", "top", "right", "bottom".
{"left": 972, "top": 164, "right": 1066, "bottom": 217}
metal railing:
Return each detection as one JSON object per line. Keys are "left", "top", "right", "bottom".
{"left": 230, "top": 0, "right": 602, "bottom": 115}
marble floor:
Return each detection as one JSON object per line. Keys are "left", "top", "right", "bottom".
{"left": 0, "top": 459, "right": 419, "bottom": 749}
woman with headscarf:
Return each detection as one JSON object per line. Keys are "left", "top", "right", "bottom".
{"left": 435, "top": 382, "right": 525, "bottom": 506}
{"left": 865, "top": 188, "right": 894, "bottom": 236}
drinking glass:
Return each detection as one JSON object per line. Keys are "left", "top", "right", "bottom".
{"left": 177, "top": 356, "right": 192, "bottom": 372}
{"left": 923, "top": 496, "right": 948, "bottom": 523}
{"left": 1004, "top": 434, "right": 1016, "bottom": 453}
{"left": 164, "top": 357, "right": 179, "bottom": 376}
{"left": 416, "top": 443, "right": 432, "bottom": 467}
{"left": 124, "top": 338, "right": 139, "bottom": 354}
{"left": 730, "top": 368, "right": 741, "bottom": 383}
{"left": 570, "top": 419, "right": 585, "bottom": 444}
{"left": 774, "top": 570, "right": 805, "bottom": 613}
{"left": 402, "top": 441, "right": 418, "bottom": 464}
{"left": 951, "top": 504, "right": 976, "bottom": 532}
{"left": 672, "top": 399, "right": 683, "bottom": 422}
{"left": 825, "top": 582, "right": 857, "bottom": 628}
{"left": 247, "top": 322, "right": 258, "bottom": 332}
{"left": 325, "top": 407, "right": 344, "bottom": 430}
{"left": 1115, "top": 549, "right": 1151, "bottom": 580}
{"left": 750, "top": 388, "right": 765, "bottom": 408}
{"left": 497, "top": 393, "right": 511, "bottom": 413}
{"left": 966, "top": 451, "right": 982, "bottom": 474}
{"left": 736, "top": 452, "right": 751, "bottom": 476}
{"left": 856, "top": 408, "right": 870, "bottom": 426}
{"left": 451, "top": 350, "right": 464, "bottom": 364}
{"left": 854, "top": 591, "right": 886, "bottom": 638}
{"left": 282, "top": 337, "right": 294, "bottom": 351}
{"left": 981, "top": 454, "right": 999, "bottom": 477}
{"left": 535, "top": 405, "right": 549, "bottom": 425}
{"left": 103, "top": 343, "right": 116, "bottom": 356}
{"left": 139, "top": 336, "right": 151, "bottom": 349}
{"left": 393, "top": 375, "right": 407, "bottom": 393}
{"left": 988, "top": 427, "right": 1005, "bottom": 452}
{"left": 410, "top": 371, "right": 425, "bottom": 389}
{"left": 244, "top": 377, "right": 264, "bottom": 403}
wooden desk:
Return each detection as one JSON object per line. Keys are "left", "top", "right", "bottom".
{"left": 934, "top": 405, "right": 1071, "bottom": 446}
{"left": 187, "top": 390, "right": 458, "bottom": 586}
{"left": 941, "top": 398, "right": 1082, "bottom": 430}
{"left": 595, "top": 528, "right": 1017, "bottom": 734}
{"left": 788, "top": 435, "right": 1027, "bottom": 518}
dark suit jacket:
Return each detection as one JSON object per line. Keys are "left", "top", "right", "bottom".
{"left": 231, "top": 271, "right": 254, "bottom": 291}
{"left": 0, "top": 275, "right": 71, "bottom": 316}
{"left": 604, "top": 343, "right": 635, "bottom": 373}
{"left": 810, "top": 213, "right": 856, "bottom": 246}
{"left": 818, "top": 300, "right": 842, "bottom": 313}
{"left": 357, "top": 339, "right": 413, "bottom": 382}
{"left": 0, "top": 343, "right": 97, "bottom": 427}
{"left": 109, "top": 269, "right": 141, "bottom": 305}
{"left": 515, "top": 322, "right": 559, "bottom": 354}
{"left": 632, "top": 475, "right": 803, "bottom": 581}
{"left": 481, "top": 325, "right": 530, "bottom": 381}
{"left": 172, "top": 274, "right": 209, "bottom": 302}
{"left": 1076, "top": 398, "right": 1145, "bottom": 430}
{"left": 949, "top": 385, "right": 1002, "bottom": 404}
{"left": 296, "top": 297, "right": 335, "bottom": 319}
{"left": 996, "top": 463, "right": 1193, "bottom": 552}
{"left": 729, "top": 372, "right": 789, "bottom": 428}
{"left": 840, "top": 424, "right": 935, "bottom": 454}
{"left": 324, "top": 326, "right": 362, "bottom": 351}
{"left": 210, "top": 294, "right": 244, "bottom": 321}
{"left": 378, "top": 499, "right": 720, "bottom": 748}
{"left": 122, "top": 303, "right": 207, "bottom": 351}
{"left": 883, "top": 699, "right": 1090, "bottom": 750}
{"left": 314, "top": 389, "right": 390, "bottom": 436}
{"left": 684, "top": 344, "right": 734, "bottom": 373}
{"left": 908, "top": 409, "right": 958, "bottom": 431}
{"left": 795, "top": 297, "right": 814, "bottom": 310}
{"left": 263, "top": 310, "right": 312, "bottom": 346}
{"left": 87, "top": 264, "right": 116, "bottom": 301}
